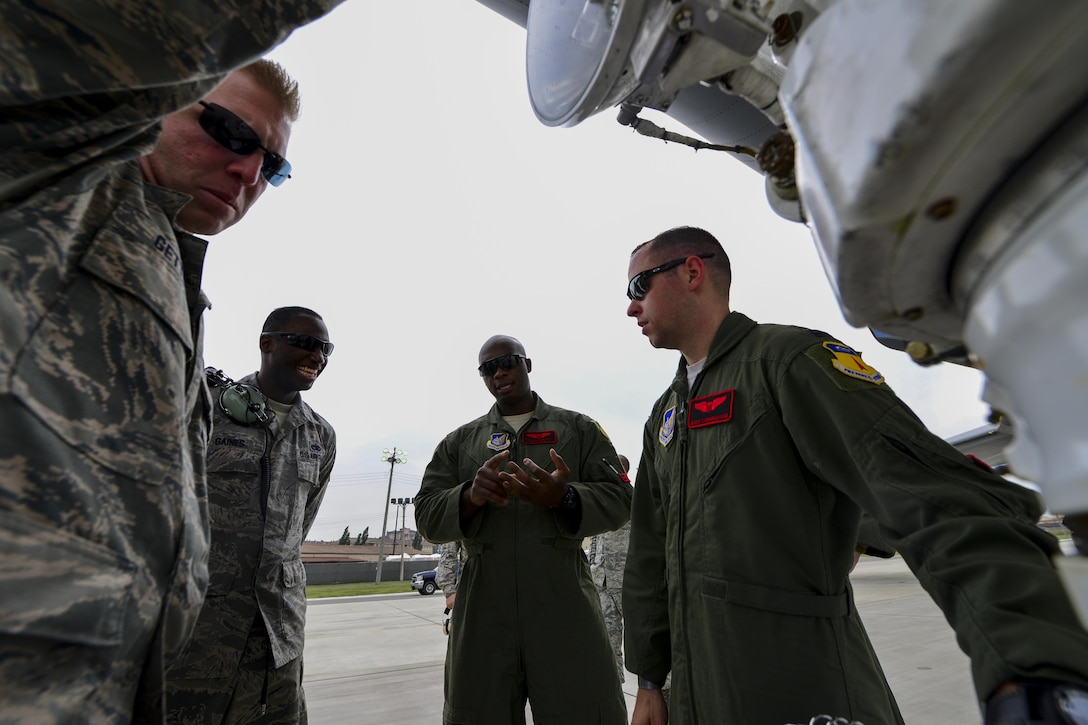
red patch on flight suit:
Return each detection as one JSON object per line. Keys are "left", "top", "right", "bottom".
{"left": 966, "top": 454, "right": 993, "bottom": 473}
{"left": 687, "top": 390, "right": 734, "bottom": 428}
{"left": 522, "top": 430, "right": 558, "bottom": 445}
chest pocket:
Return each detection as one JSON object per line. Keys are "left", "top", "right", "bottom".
{"left": 688, "top": 390, "right": 772, "bottom": 488}
{"left": 10, "top": 200, "right": 195, "bottom": 485}
{"left": 287, "top": 431, "right": 326, "bottom": 517}
{"left": 295, "top": 434, "right": 323, "bottom": 487}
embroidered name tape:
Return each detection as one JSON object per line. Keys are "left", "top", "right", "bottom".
{"left": 687, "top": 390, "right": 734, "bottom": 428}
{"left": 522, "top": 430, "right": 558, "bottom": 445}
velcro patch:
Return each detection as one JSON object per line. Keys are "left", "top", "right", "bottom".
{"left": 688, "top": 390, "right": 734, "bottom": 428}
{"left": 487, "top": 433, "right": 511, "bottom": 451}
{"left": 522, "top": 430, "right": 558, "bottom": 445}
{"left": 822, "top": 342, "right": 884, "bottom": 385}
{"left": 659, "top": 407, "right": 676, "bottom": 446}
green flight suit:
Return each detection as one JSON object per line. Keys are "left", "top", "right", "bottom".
{"left": 623, "top": 312, "right": 1088, "bottom": 725}
{"left": 415, "top": 394, "right": 631, "bottom": 725}
{"left": 0, "top": 3, "right": 341, "bottom": 722}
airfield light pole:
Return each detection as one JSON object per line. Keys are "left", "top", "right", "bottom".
{"left": 391, "top": 497, "right": 415, "bottom": 581}
{"left": 376, "top": 447, "right": 406, "bottom": 583}
{"left": 389, "top": 500, "right": 401, "bottom": 578}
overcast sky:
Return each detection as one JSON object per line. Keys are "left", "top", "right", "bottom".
{"left": 201, "top": 1, "right": 992, "bottom": 542}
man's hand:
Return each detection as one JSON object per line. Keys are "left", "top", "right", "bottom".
{"left": 445, "top": 591, "right": 456, "bottom": 610}
{"left": 464, "top": 451, "right": 512, "bottom": 511}
{"left": 631, "top": 686, "right": 668, "bottom": 725}
{"left": 985, "top": 680, "right": 1088, "bottom": 724}
{"left": 498, "top": 448, "right": 570, "bottom": 508}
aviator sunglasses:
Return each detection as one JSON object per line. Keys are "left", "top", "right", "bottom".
{"left": 198, "top": 101, "right": 293, "bottom": 186}
{"left": 478, "top": 354, "right": 526, "bottom": 377}
{"left": 627, "top": 253, "right": 715, "bottom": 301}
{"left": 262, "top": 332, "right": 335, "bottom": 356}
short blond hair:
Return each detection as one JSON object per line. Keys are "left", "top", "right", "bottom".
{"left": 238, "top": 58, "right": 301, "bottom": 122}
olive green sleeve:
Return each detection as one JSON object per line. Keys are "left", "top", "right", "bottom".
{"left": 621, "top": 416, "right": 673, "bottom": 687}
{"left": 561, "top": 415, "right": 632, "bottom": 538}
{"left": 779, "top": 342, "right": 1088, "bottom": 699}
{"left": 856, "top": 511, "right": 896, "bottom": 558}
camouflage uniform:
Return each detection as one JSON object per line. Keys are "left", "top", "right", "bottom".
{"left": 0, "top": 3, "right": 341, "bottom": 722}
{"left": 166, "top": 373, "right": 335, "bottom": 724}
{"left": 435, "top": 541, "right": 464, "bottom": 595}
{"left": 587, "top": 522, "right": 630, "bottom": 681}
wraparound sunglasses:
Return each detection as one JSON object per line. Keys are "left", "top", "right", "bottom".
{"left": 198, "top": 101, "right": 292, "bottom": 186}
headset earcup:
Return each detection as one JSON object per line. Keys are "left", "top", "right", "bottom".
{"left": 219, "top": 384, "right": 271, "bottom": 426}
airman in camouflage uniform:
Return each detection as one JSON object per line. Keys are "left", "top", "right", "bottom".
{"left": 587, "top": 454, "right": 632, "bottom": 681}
{"left": 167, "top": 307, "right": 336, "bottom": 724}
{"left": 0, "top": 4, "right": 342, "bottom": 722}
{"left": 436, "top": 540, "right": 464, "bottom": 611}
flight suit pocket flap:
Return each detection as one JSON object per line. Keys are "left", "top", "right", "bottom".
{"left": 282, "top": 559, "right": 306, "bottom": 589}
{"left": 79, "top": 207, "right": 193, "bottom": 347}
{"left": 0, "top": 510, "right": 134, "bottom": 646}
{"left": 702, "top": 576, "right": 848, "bottom": 618}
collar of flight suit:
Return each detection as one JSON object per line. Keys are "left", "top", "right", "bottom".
{"left": 484, "top": 391, "right": 553, "bottom": 428}
{"left": 670, "top": 311, "right": 758, "bottom": 395}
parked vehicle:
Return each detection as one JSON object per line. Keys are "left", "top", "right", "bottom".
{"left": 411, "top": 569, "right": 438, "bottom": 595}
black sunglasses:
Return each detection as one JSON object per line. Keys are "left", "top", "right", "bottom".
{"left": 478, "top": 354, "right": 526, "bottom": 377}
{"left": 262, "top": 331, "right": 334, "bottom": 356}
{"left": 627, "top": 254, "right": 715, "bottom": 301}
{"left": 198, "top": 101, "right": 292, "bottom": 186}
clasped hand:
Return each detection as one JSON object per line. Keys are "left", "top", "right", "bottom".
{"left": 468, "top": 449, "right": 570, "bottom": 508}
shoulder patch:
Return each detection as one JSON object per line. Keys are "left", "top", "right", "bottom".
{"left": 659, "top": 406, "right": 676, "bottom": 447}
{"left": 487, "top": 432, "right": 511, "bottom": 451}
{"left": 820, "top": 341, "right": 885, "bottom": 385}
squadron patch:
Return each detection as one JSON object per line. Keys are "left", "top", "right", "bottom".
{"left": 487, "top": 432, "right": 511, "bottom": 451}
{"left": 688, "top": 389, "right": 734, "bottom": 428}
{"left": 822, "top": 342, "right": 884, "bottom": 385}
{"left": 659, "top": 406, "right": 676, "bottom": 446}
{"left": 522, "top": 430, "right": 557, "bottom": 445}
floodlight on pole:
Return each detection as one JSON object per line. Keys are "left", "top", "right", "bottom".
{"left": 391, "top": 497, "right": 415, "bottom": 581}
{"left": 376, "top": 446, "right": 406, "bottom": 584}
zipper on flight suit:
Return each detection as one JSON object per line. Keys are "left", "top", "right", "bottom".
{"left": 675, "top": 369, "right": 702, "bottom": 722}
{"left": 678, "top": 399, "right": 698, "bottom": 720}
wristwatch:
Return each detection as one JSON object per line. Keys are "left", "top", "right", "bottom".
{"left": 553, "top": 484, "right": 578, "bottom": 511}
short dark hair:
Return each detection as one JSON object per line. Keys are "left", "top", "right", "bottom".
{"left": 634, "top": 226, "right": 732, "bottom": 293}
{"left": 262, "top": 306, "right": 322, "bottom": 332}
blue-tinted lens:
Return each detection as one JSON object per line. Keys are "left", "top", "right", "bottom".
{"left": 263, "top": 156, "right": 292, "bottom": 187}
{"left": 198, "top": 101, "right": 292, "bottom": 186}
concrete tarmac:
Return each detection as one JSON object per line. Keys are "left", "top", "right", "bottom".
{"left": 302, "top": 554, "right": 987, "bottom": 724}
